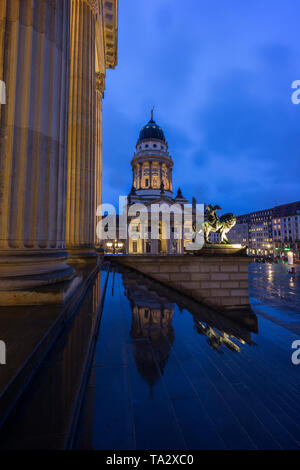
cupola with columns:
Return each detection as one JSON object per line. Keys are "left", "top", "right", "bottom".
{"left": 130, "top": 110, "right": 173, "bottom": 200}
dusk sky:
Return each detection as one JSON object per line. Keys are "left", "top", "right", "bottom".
{"left": 102, "top": 0, "right": 300, "bottom": 215}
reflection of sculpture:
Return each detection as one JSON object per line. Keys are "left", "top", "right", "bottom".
{"left": 204, "top": 205, "right": 236, "bottom": 244}
{"left": 194, "top": 320, "right": 241, "bottom": 353}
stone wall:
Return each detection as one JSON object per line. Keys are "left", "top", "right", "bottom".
{"left": 111, "top": 253, "right": 251, "bottom": 311}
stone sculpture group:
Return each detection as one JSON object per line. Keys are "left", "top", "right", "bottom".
{"left": 204, "top": 205, "right": 236, "bottom": 244}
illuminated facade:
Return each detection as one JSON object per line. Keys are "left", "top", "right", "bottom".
{"left": 228, "top": 201, "right": 300, "bottom": 258}
{"left": 124, "top": 112, "right": 191, "bottom": 255}
{"left": 131, "top": 109, "right": 173, "bottom": 199}
{"left": 272, "top": 202, "right": 300, "bottom": 259}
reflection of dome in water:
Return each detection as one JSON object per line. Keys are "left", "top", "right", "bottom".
{"left": 131, "top": 307, "right": 175, "bottom": 390}
{"left": 123, "top": 273, "right": 175, "bottom": 391}
{"left": 132, "top": 336, "right": 172, "bottom": 390}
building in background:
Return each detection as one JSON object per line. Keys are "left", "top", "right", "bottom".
{"left": 228, "top": 201, "right": 300, "bottom": 259}
{"left": 272, "top": 202, "right": 300, "bottom": 260}
{"left": 227, "top": 223, "right": 249, "bottom": 246}
{"left": 103, "top": 111, "right": 193, "bottom": 255}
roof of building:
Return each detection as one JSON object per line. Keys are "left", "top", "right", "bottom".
{"left": 174, "top": 187, "right": 188, "bottom": 202}
{"left": 236, "top": 200, "right": 300, "bottom": 223}
{"left": 138, "top": 110, "right": 166, "bottom": 143}
{"left": 273, "top": 201, "right": 300, "bottom": 218}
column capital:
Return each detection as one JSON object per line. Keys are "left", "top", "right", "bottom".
{"left": 86, "top": 0, "right": 100, "bottom": 16}
{"left": 95, "top": 72, "right": 105, "bottom": 97}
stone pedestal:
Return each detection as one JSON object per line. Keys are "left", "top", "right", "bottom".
{"left": 109, "top": 248, "right": 252, "bottom": 312}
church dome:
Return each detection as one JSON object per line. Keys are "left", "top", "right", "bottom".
{"left": 138, "top": 111, "right": 166, "bottom": 143}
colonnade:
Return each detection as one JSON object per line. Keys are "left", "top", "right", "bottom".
{"left": 0, "top": 0, "right": 117, "bottom": 303}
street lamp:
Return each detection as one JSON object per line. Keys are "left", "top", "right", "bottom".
{"left": 105, "top": 240, "right": 124, "bottom": 254}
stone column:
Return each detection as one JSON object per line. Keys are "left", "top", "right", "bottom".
{"left": 169, "top": 167, "right": 173, "bottom": 192}
{"left": 0, "top": 0, "right": 74, "bottom": 301}
{"left": 159, "top": 163, "right": 163, "bottom": 187}
{"left": 95, "top": 72, "right": 105, "bottom": 248}
{"left": 66, "top": 0, "right": 97, "bottom": 262}
{"left": 138, "top": 164, "right": 142, "bottom": 189}
{"left": 150, "top": 161, "right": 153, "bottom": 189}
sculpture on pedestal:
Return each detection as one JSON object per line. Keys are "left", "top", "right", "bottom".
{"left": 204, "top": 205, "right": 236, "bottom": 244}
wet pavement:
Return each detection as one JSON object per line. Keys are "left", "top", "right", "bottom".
{"left": 249, "top": 262, "right": 300, "bottom": 334}
{"left": 0, "top": 271, "right": 103, "bottom": 449}
{"left": 75, "top": 263, "right": 300, "bottom": 450}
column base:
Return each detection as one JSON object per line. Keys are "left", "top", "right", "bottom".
{"left": 67, "top": 247, "right": 98, "bottom": 265}
{"left": 0, "top": 275, "right": 82, "bottom": 306}
{"left": 0, "top": 250, "right": 74, "bottom": 292}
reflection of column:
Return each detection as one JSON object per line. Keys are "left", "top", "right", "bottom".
{"left": 0, "top": 1, "right": 74, "bottom": 301}
{"left": 66, "top": 0, "right": 97, "bottom": 261}
{"left": 95, "top": 72, "right": 105, "bottom": 247}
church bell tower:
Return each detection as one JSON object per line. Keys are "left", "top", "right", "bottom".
{"left": 130, "top": 110, "right": 173, "bottom": 201}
